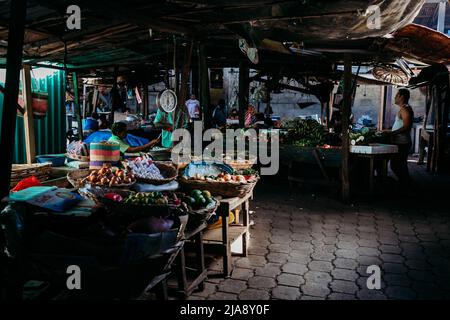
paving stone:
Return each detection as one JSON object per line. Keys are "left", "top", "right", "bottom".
{"left": 311, "top": 251, "right": 335, "bottom": 262}
{"left": 207, "top": 292, "right": 238, "bottom": 300}
{"left": 357, "top": 239, "right": 379, "bottom": 248}
{"left": 382, "top": 263, "right": 408, "bottom": 274}
{"left": 267, "top": 252, "right": 289, "bottom": 264}
{"left": 290, "top": 241, "right": 313, "bottom": 250}
{"left": 356, "top": 255, "right": 382, "bottom": 266}
{"left": 338, "top": 234, "right": 356, "bottom": 242}
{"left": 218, "top": 279, "right": 247, "bottom": 294}
{"left": 308, "top": 260, "right": 333, "bottom": 272}
{"left": 187, "top": 295, "right": 206, "bottom": 300}
{"left": 357, "top": 247, "right": 381, "bottom": 257}
{"left": 405, "top": 259, "right": 430, "bottom": 270}
{"left": 238, "top": 289, "right": 270, "bottom": 300}
{"left": 304, "top": 271, "right": 332, "bottom": 284}
{"left": 379, "top": 237, "right": 399, "bottom": 245}
{"left": 334, "top": 258, "right": 358, "bottom": 270}
{"left": 255, "top": 264, "right": 282, "bottom": 278}
{"left": 322, "top": 237, "right": 338, "bottom": 245}
{"left": 383, "top": 274, "right": 411, "bottom": 287}
{"left": 300, "top": 295, "right": 324, "bottom": 300}
{"left": 357, "top": 289, "right": 387, "bottom": 300}
{"left": 331, "top": 268, "right": 359, "bottom": 281}
{"left": 277, "top": 273, "right": 305, "bottom": 287}
{"left": 358, "top": 232, "right": 379, "bottom": 241}
{"left": 248, "top": 246, "right": 268, "bottom": 256}
{"left": 335, "top": 249, "right": 358, "bottom": 259}
{"left": 248, "top": 276, "right": 277, "bottom": 289}
{"left": 408, "top": 270, "right": 435, "bottom": 282}
{"left": 268, "top": 243, "right": 291, "bottom": 254}
{"left": 399, "top": 235, "right": 420, "bottom": 243}
{"left": 330, "top": 280, "right": 358, "bottom": 294}
{"left": 235, "top": 255, "right": 267, "bottom": 269}
{"left": 336, "top": 241, "right": 359, "bottom": 250}
{"left": 272, "top": 286, "right": 301, "bottom": 300}
{"left": 290, "top": 234, "right": 312, "bottom": 243}
{"left": 327, "top": 292, "right": 355, "bottom": 300}
{"left": 379, "top": 245, "right": 402, "bottom": 254}
{"left": 231, "top": 268, "right": 254, "bottom": 281}
{"left": 301, "top": 283, "right": 330, "bottom": 298}
{"left": 385, "top": 286, "right": 417, "bottom": 300}
{"left": 380, "top": 253, "right": 405, "bottom": 264}
{"left": 282, "top": 262, "right": 309, "bottom": 275}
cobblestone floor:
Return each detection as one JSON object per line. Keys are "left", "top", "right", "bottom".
{"left": 184, "top": 164, "right": 450, "bottom": 300}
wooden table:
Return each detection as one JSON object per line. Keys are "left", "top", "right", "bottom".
{"left": 203, "top": 191, "right": 252, "bottom": 277}
{"left": 176, "top": 222, "right": 208, "bottom": 298}
{"left": 351, "top": 152, "right": 400, "bottom": 194}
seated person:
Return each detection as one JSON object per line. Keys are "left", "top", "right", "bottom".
{"left": 82, "top": 112, "right": 99, "bottom": 137}
{"left": 229, "top": 108, "right": 239, "bottom": 120}
{"left": 252, "top": 113, "right": 269, "bottom": 130}
{"left": 108, "top": 122, "right": 159, "bottom": 155}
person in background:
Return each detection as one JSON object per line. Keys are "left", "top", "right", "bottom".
{"left": 98, "top": 114, "right": 109, "bottom": 130}
{"left": 245, "top": 104, "right": 256, "bottom": 127}
{"left": 108, "top": 122, "right": 159, "bottom": 155}
{"left": 229, "top": 108, "right": 239, "bottom": 120}
{"left": 264, "top": 105, "right": 273, "bottom": 117}
{"left": 212, "top": 99, "right": 227, "bottom": 128}
{"left": 185, "top": 94, "right": 201, "bottom": 120}
{"left": 252, "top": 112, "right": 268, "bottom": 130}
{"left": 154, "top": 108, "right": 189, "bottom": 148}
{"left": 82, "top": 112, "right": 99, "bottom": 137}
{"left": 385, "top": 88, "right": 414, "bottom": 184}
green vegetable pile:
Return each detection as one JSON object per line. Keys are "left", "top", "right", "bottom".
{"left": 182, "top": 189, "right": 216, "bottom": 210}
{"left": 349, "top": 127, "right": 376, "bottom": 146}
{"left": 283, "top": 119, "right": 327, "bottom": 147}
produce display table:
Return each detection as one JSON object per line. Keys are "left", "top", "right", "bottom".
{"left": 203, "top": 191, "right": 252, "bottom": 277}
{"left": 176, "top": 222, "right": 208, "bottom": 298}
{"left": 280, "top": 145, "right": 342, "bottom": 189}
{"left": 350, "top": 144, "right": 398, "bottom": 194}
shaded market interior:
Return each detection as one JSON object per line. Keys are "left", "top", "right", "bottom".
{"left": 0, "top": 0, "right": 449, "bottom": 300}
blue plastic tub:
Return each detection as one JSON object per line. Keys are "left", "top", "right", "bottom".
{"left": 36, "top": 154, "right": 66, "bottom": 167}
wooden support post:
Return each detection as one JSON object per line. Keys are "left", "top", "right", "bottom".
{"left": 383, "top": 86, "right": 393, "bottom": 130}
{"left": 82, "top": 83, "right": 87, "bottom": 118}
{"left": 72, "top": 72, "right": 83, "bottom": 140}
{"left": 143, "top": 83, "right": 149, "bottom": 119}
{"left": 22, "top": 65, "right": 36, "bottom": 164}
{"left": 92, "top": 88, "right": 99, "bottom": 114}
{"left": 238, "top": 62, "right": 249, "bottom": 128}
{"left": 173, "top": 36, "right": 179, "bottom": 95}
{"left": 341, "top": 55, "right": 352, "bottom": 201}
{"left": 178, "top": 41, "right": 194, "bottom": 115}
{"left": 0, "top": 0, "right": 27, "bottom": 198}
{"left": 378, "top": 86, "right": 387, "bottom": 131}
{"left": 198, "top": 43, "right": 211, "bottom": 127}
{"left": 111, "top": 66, "right": 118, "bottom": 123}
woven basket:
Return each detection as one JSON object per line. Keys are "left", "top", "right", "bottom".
{"left": 131, "top": 162, "right": 178, "bottom": 185}
{"left": 186, "top": 198, "right": 219, "bottom": 231}
{"left": 179, "top": 176, "right": 259, "bottom": 198}
{"left": 66, "top": 169, "right": 135, "bottom": 189}
{"left": 10, "top": 163, "right": 52, "bottom": 187}
{"left": 224, "top": 161, "right": 255, "bottom": 170}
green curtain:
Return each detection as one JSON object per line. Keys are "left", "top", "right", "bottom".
{"left": 0, "top": 70, "right": 66, "bottom": 163}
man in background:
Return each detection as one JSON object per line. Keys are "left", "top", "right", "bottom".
{"left": 185, "top": 94, "right": 200, "bottom": 120}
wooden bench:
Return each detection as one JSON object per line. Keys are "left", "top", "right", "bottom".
{"left": 203, "top": 191, "right": 252, "bottom": 277}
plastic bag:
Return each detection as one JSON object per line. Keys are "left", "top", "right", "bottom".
{"left": 10, "top": 176, "right": 42, "bottom": 193}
